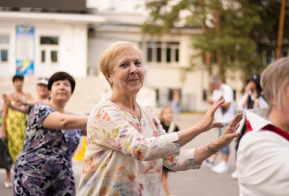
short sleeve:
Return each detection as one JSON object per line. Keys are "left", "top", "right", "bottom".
{"left": 28, "top": 104, "right": 55, "bottom": 128}
{"left": 238, "top": 93, "right": 248, "bottom": 111}
{"left": 258, "top": 96, "right": 268, "bottom": 108}
{"left": 223, "top": 85, "right": 233, "bottom": 103}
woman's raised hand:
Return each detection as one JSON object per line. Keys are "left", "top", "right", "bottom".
{"left": 196, "top": 96, "right": 225, "bottom": 132}
{"left": 215, "top": 113, "right": 242, "bottom": 149}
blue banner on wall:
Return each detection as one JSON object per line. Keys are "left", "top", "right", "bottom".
{"left": 15, "top": 25, "right": 35, "bottom": 75}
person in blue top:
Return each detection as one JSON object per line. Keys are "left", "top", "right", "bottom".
{"left": 13, "top": 72, "right": 88, "bottom": 196}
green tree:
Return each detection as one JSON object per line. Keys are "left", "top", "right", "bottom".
{"left": 142, "top": 0, "right": 288, "bottom": 82}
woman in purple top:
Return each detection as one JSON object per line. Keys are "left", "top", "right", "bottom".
{"left": 13, "top": 72, "right": 88, "bottom": 196}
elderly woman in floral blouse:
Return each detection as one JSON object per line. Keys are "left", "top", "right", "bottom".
{"left": 77, "top": 41, "right": 242, "bottom": 196}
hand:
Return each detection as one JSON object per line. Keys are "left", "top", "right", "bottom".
{"left": 214, "top": 113, "right": 242, "bottom": 150}
{"left": 197, "top": 96, "right": 225, "bottom": 132}
{"left": 2, "top": 94, "right": 11, "bottom": 107}
{"left": 254, "top": 98, "right": 259, "bottom": 108}
{"left": 12, "top": 95, "right": 26, "bottom": 105}
{"left": 1, "top": 130, "right": 6, "bottom": 140}
{"left": 245, "top": 84, "right": 251, "bottom": 94}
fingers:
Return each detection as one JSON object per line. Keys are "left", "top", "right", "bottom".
{"left": 212, "top": 122, "right": 224, "bottom": 128}
{"left": 210, "top": 96, "right": 225, "bottom": 114}
{"left": 229, "top": 113, "right": 243, "bottom": 128}
{"left": 234, "top": 123, "right": 240, "bottom": 132}
{"left": 232, "top": 132, "right": 241, "bottom": 138}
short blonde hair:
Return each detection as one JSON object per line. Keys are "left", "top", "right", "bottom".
{"left": 261, "top": 57, "right": 289, "bottom": 112}
{"left": 99, "top": 41, "right": 142, "bottom": 77}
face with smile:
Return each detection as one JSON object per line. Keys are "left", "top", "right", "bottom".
{"left": 107, "top": 49, "right": 144, "bottom": 95}
{"left": 49, "top": 79, "right": 72, "bottom": 103}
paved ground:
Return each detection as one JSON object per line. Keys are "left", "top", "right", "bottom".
{"left": 0, "top": 113, "right": 239, "bottom": 196}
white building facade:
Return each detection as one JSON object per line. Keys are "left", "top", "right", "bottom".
{"left": 0, "top": 12, "right": 104, "bottom": 77}
{"left": 0, "top": 0, "right": 245, "bottom": 113}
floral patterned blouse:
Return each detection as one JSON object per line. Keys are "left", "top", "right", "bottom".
{"left": 14, "top": 104, "right": 83, "bottom": 179}
{"left": 77, "top": 101, "right": 200, "bottom": 196}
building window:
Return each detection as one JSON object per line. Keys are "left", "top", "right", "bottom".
{"left": 166, "top": 48, "right": 171, "bottom": 62}
{"left": 40, "top": 36, "right": 59, "bottom": 45}
{"left": 41, "top": 50, "right": 45, "bottom": 62}
{"left": 1, "top": 49, "right": 8, "bottom": 62}
{"left": 40, "top": 36, "right": 59, "bottom": 65}
{"left": 0, "top": 35, "right": 9, "bottom": 64}
{"left": 147, "top": 41, "right": 179, "bottom": 64}
{"left": 51, "top": 51, "right": 58, "bottom": 63}
{"left": 147, "top": 48, "right": 152, "bottom": 62}
{"left": 175, "top": 48, "right": 179, "bottom": 62}
{"left": 0, "top": 35, "right": 9, "bottom": 44}
{"left": 157, "top": 47, "right": 162, "bottom": 62}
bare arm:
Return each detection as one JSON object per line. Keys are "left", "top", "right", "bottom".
{"left": 207, "top": 97, "right": 231, "bottom": 109}
{"left": 9, "top": 104, "right": 29, "bottom": 114}
{"left": 221, "top": 102, "right": 231, "bottom": 109}
{"left": 42, "top": 112, "right": 88, "bottom": 130}
{"left": 176, "top": 96, "right": 225, "bottom": 147}
{"left": 1, "top": 101, "right": 8, "bottom": 139}
{"left": 206, "top": 98, "right": 214, "bottom": 105}
{"left": 2, "top": 94, "right": 29, "bottom": 114}
{"left": 242, "top": 94, "right": 249, "bottom": 108}
{"left": 26, "top": 99, "right": 49, "bottom": 107}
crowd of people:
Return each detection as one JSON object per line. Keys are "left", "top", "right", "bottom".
{"left": 0, "top": 41, "right": 288, "bottom": 196}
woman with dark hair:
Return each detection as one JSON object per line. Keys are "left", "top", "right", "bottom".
{"left": 13, "top": 72, "right": 88, "bottom": 196}
{"left": 238, "top": 74, "right": 267, "bottom": 111}
{"left": 1, "top": 75, "right": 32, "bottom": 188}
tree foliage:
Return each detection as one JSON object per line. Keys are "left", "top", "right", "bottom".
{"left": 142, "top": 0, "right": 289, "bottom": 82}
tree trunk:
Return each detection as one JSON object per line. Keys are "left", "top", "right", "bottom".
{"left": 215, "top": 0, "right": 225, "bottom": 82}
{"left": 199, "top": 0, "right": 212, "bottom": 75}
{"left": 276, "top": 0, "right": 286, "bottom": 59}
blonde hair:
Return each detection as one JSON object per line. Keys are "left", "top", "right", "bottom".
{"left": 261, "top": 57, "right": 289, "bottom": 112}
{"left": 99, "top": 41, "right": 142, "bottom": 77}
{"left": 159, "top": 106, "right": 173, "bottom": 122}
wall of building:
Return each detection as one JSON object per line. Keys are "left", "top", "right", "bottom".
{"left": 0, "top": 21, "right": 87, "bottom": 77}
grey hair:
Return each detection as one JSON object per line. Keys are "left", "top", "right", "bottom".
{"left": 209, "top": 75, "right": 221, "bottom": 83}
{"left": 261, "top": 57, "right": 289, "bottom": 112}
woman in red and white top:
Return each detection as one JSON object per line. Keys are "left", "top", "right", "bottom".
{"left": 237, "top": 57, "right": 289, "bottom": 196}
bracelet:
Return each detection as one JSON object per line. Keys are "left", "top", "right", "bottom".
{"left": 207, "top": 142, "right": 218, "bottom": 154}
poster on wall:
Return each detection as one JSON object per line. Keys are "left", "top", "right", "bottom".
{"left": 16, "top": 25, "right": 35, "bottom": 75}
